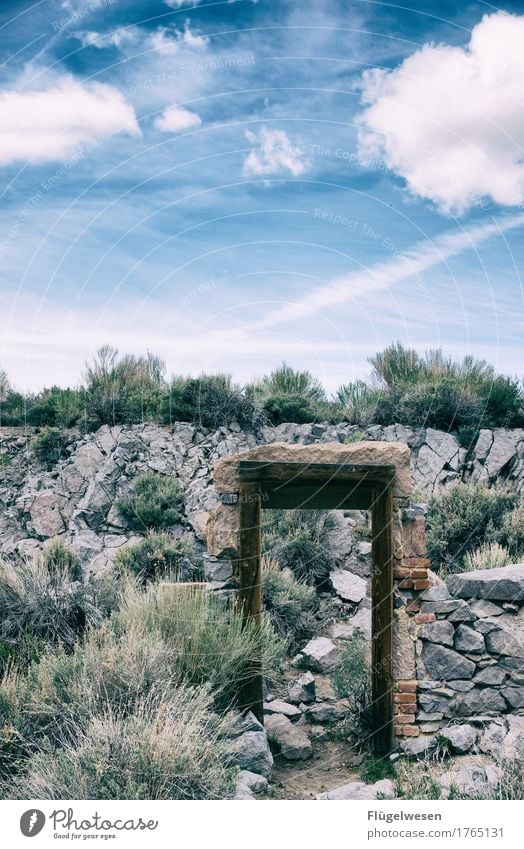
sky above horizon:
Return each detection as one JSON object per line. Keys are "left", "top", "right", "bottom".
{"left": 1, "top": 0, "right": 523, "bottom": 393}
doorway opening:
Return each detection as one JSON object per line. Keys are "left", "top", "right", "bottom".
{"left": 237, "top": 460, "right": 395, "bottom": 754}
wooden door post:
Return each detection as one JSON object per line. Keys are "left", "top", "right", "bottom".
{"left": 371, "top": 485, "right": 394, "bottom": 754}
{"left": 238, "top": 481, "right": 263, "bottom": 722}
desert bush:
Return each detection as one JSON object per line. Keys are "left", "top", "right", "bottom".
{"left": 31, "top": 426, "right": 68, "bottom": 469}
{"left": 0, "top": 581, "right": 283, "bottom": 783}
{"left": 163, "top": 373, "right": 262, "bottom": 430}
{"left": 500, "top": 504, "right": 524, "bottom": 557}
{"left": 463, "top": 542, "right": 511, "bottom": 571}
{"left": 262, "top": 557, "right": 322, "bottom": 653}
{"left": 83, "top": 346, "right": 165, "bottom": 428}
{"left": 42, "top": 539, "right": 82, "bottom": 581}
{"left": 252, "top": 362, "right": 326, "bottom": 425}
{"left": 0, "top": 556, "right": 119, "bottom": 665}
{"left": 426, "top": 482, "right": 518, "bottom": 573}
{"left": 116, "top": 471, "right": 184, "bottom": 531}
{"left": 115, "top": 582, "right": 285, "bottom": 711}
{"left": 263, "top": 509, "right": 336, "bottom": 586}
{"left": 7, "top": 690, "right": 235, "bottom": 801}
{"left": 330, "top": 638, "right": 372, "bottom": 738}
{"left": 336, "top": 380, "right": 380, "bottom": 425}
{"left": 26, "top": 387, "right": 84, "bottom": 428}
{"left": 114, "top": 532, "right": 202, "bottom": 584}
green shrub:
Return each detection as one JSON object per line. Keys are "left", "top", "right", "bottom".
{"left": 114, "top": 582, "right": 285, "bottom": 712}
{"left": 7, "top": 690, "right": 235, "bottom": 800}
{"left": 163, "top": 374, "right": 261, "bottom": 430}
{"left": 42, "top": 539, "right": 82, "bottom": 581}
{"left": 336, "top": 380, "right": 380, "bottom": 425}
{"left": 330, "top": 638, "right": 371, "bottom": 737}
{"left": 31, "top": 426, "right": 68, "bottom": 469}
{"left": 252, "top": 362, "right": 326, "bottom": 425}
{"left": 426, "top": 482, "right": 519, "bottom": 573}
{"left": 262, "top": 509, "right": 336, "bottom": 586}
{"left": 262, "top": 558, "right": 322, "bottom": 653}
{"left": 262, "top": 393, "right": 318, "bottom": 425}
{"left": 26, "top": 387, "right": 84, "bottom": 428}
{"left": 116, "top": 471, "right": 184, "bottom": 531}
{"left": 0, "top": 556, "right": 119, "bottom": 665}
{"left": 463, "top": 542, "right": 511, "bottom": 571}
{"left": 83, "top": 346, "right": 166, "bottom": 428}
{"left": 359, "top": 752, "right": 396, "bottom": 783}
{"left": 0, "top": 582, "right": 283, "bottom": 784}
{"left": 114, "top": 531, "right": 202, "bottom": 584}
{"left": 501, "top": 505, "right": 524, "bottom": 557}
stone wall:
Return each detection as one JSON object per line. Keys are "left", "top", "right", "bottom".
{"left": 410, "top": 564, "right": 524, "bottom": 738}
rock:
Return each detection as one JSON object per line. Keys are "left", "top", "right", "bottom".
{"left": 331, "top": 609, "right": 371, "bottom": 641}
{"left": 265, "top": 714, "right": 313, "bottom": 760}
{"left": 447, "top": 680, "right": 475, "bottom": 692}
{"left": 418, "top": 620, "right": 454, "bottom": 647}
{"left": 485, "top": 429, "right": 522, "bottom": 479}
{"left": 402, "top": 517, "right": 427, "bottom": 558}
{"left": 299, "top": 637, "right": 341, "bottom": 673}
{"left": 288, "top": 671, "right": 316, "bottom": 704}
{"left": 263, "top": 699, "right": 302, "bottom": 718}
{"left": 454, "top": 625, "right": 485, "bottom": 654}
{"left": 422, "top": 644, "right": 476, "bottom": 680}
{"left": 448, "top": 564, "right": 524, "bottom": 602}
{"left": 486, "top": 625, "right": 524, "bottom": 658}
{"left": 400, "top": 735, "right": 436, "bottom": 759}
{"left": 419, "top": 585, "right": 451, "bottom": 602}
{"left": 454, "top": 687, "right": 507, "bottom": 716}
{"left": 473, "top": 667, "right": 507, "bottom": 686}
{"left": 501, "top": 687, "right": 524, "bottom": 708}
{"left": 441, "top": 724, "right": 477, "bottom": 754}
{"left": 317, "top": 779, "right": 395, "bottom": 800}
{"left": 228, "top": 711, "right": 264, "bottom": 738}
{"left": 420, "top": 600, "right": 462, "bottom": 615}
{"left": 447, "top": 605, "right": 476, "bottom": 623}
{"left": 234, "top": 770, "right": 269, "bottom": 800}
{"left": 439, "top": 763, "right": 501, "bottom": 798}
{"left": 357, "top": 541, "right": 372, "bottom": 559}
{"left": 228, "top": 730, "right": 273, "bottom": 778}
{"left": 479, "top": 722, "right": 507, "bottom": 756}
{"left": 393, "top": 611, "right": 416, "bottom": 679}
{"left": 501, "top": 715, "right": 524, "bottom": 760}
{"left": 474, "top": 618, "right": 503, "bottom": 635}
{"left": 28, "top": 491, "right": 67, "bottom": 537}
{"left": 471, "top": 600, "right": 504, "bottom": 618}
{"left": 205, "top": 503, "right": 239, "bottom": 557}
{"left": 330, "top": 569, "right": 367, "bottom": 603}
{"left": 305, "top": 703, "right": 345, "bottom": 723}
{"left": 314, "top": 676, "right": 337, "bottom": 701}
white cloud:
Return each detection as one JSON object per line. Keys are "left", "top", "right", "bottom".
{"left": 243, "top": 126, "right": 310, "bottom": 177}
{"left": 154, "top": 106, "right": 201, "bottom": 133}
{"left": 76, "top": 29, "right": 139, "bottom": 49}
{"left": 0, "top": 76, "right": 140, "bottom": 167}
{"left": 357, "top": 11, "right": 524, "bottom": 214}
{"left": 149, "top": 23, "right": 208, "bottom": 55}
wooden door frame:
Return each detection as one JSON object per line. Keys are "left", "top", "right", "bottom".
{"left": 237, "top": 460, "right": 395, "bottom": 754}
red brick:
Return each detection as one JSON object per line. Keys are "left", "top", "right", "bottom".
{"left": 398, "top": 703, "right": 417, "bottom": 714}
{"left": 394, "top": 693, "right": 417, "bottom": 704}
{"left": 394, "top": 713, "right": 416, "bottom": 724}
{"left": 397, "top": 681, "right": 417, "bottom": 693}
{"left": 403, "top": 557, "right": 431, "bottom": 569}
{"left": 414, "top": 579, "right": 431, "bottom": 590}
{"left": 415, "top": 613, "right": 436, "bottom": 624}
{"left": 412, "top": 569, "right": 428, "bottom": 579}
{"left": 394, "top": 567, "right": 411, "bottom": 580}
{"left": 398, "top": 578, "right": 414, "bottom": 589}
{"left": 406, "top": 601, "right": 420, "bottom": 614}
{"left": 401, "top": 726, "right": 420, "bottom": 737}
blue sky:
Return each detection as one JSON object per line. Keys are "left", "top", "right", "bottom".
{"left": 1, "top": 0, "right": 523, "bottom": 392}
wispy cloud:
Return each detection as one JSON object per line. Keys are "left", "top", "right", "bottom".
{"left": 243, "top": 126, "right": 310, "bottom": 178}
{"left": 246, "top": 215, "right": 524, "bottom": 330}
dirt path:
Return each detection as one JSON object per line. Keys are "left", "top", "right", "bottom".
{"left": 269, "top": 738, "right": 361, "bottom": 800}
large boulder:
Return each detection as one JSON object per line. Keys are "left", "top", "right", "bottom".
{"left": 440, "top": 724, "right": 478, "bottom": 754}
{"left": 329, "top": 569, "right": 367, "bottom": 603}
{"left": 265, "top": 714, "right": 313, "bottom": 760}
{"left": 298, "top": 637, "right": 341, "bottom": 673}
{"left": 448, "top": 564, "right": 524, "bottom": 603}
{"left": 438, "top": 762, "right": 501, "bottom": 798}
{"left": 227, "top": 712, "right": 274, "bottom": 778}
